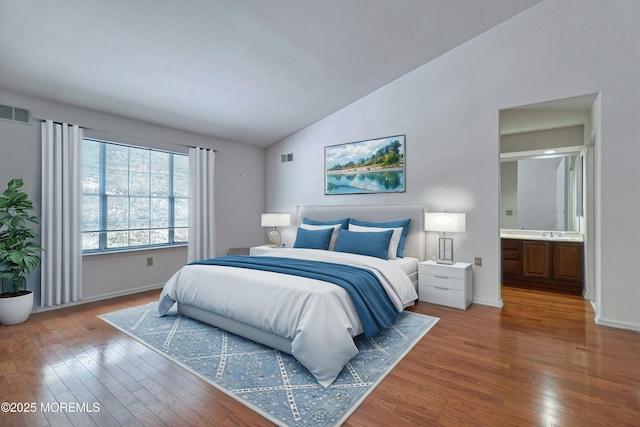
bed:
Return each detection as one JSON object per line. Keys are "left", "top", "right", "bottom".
{"left": 158, "top": 204, "right": 425, "bottom": 387}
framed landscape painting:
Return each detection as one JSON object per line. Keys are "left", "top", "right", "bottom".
{"left": 325, "top": 135, "right": 405, "bottom": 195}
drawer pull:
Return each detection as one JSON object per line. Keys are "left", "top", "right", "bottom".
{"left": 434, "top": 275, "right": 449, "bottom": 279}
{"left": 435, "top": 286, "right": 450, "bottom": 291}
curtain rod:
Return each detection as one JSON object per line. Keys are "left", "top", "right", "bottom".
{"left": 32, "top": 117, "right": 66, "bottom": 126}
{"left": 187, "top": 147, "right": 219, "bottom": 152}
{"left": 32, "top": 116, "right": 219, "bottom": 152}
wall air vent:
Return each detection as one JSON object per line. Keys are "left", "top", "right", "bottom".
{"left": 0, "top": 104, "right": 31, "bottom": 125}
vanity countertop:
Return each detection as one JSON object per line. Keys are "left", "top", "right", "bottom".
{"left": 500, "top": 229, "right": 584, "bottom": 242}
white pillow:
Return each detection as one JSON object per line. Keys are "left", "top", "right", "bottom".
{"left": 348, "top": 224, "right": 403, "bottom": 259}
{"left": 299, "top": 223, "right": 341, "bottom": 250}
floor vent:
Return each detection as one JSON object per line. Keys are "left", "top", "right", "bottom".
{"left": 0, "top": 104, "right": 31, "bottom": 125}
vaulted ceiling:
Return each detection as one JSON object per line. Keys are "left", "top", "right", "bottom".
{"left": 0, "top": 0, "right": 541, "bottom": 147}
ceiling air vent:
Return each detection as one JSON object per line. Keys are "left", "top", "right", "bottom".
{"left": 0, "top": 104, "right": 31, "bottom": 125}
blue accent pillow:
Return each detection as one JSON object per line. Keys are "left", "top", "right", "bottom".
{"left": 334, "top": 228, "right": 394, "bottom": 259}
{"left": 303, "top": 217, "right": 350, "bottom": 229}
{"left": 293, "top": 227, "right": 334, "bottom": 250}
{"left": 349, "top": 218, "right": 411, "bottom": 257}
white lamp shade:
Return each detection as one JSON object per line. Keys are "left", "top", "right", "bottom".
{"left": 261, "top": 213, "right": 291, "bottom": 227}
{"left": 424, "top": 212, "right": 466, "bottom": 232}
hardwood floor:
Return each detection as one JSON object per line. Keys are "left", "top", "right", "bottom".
{"left": 1, "top": 287, "right": 639, "bottom": 426}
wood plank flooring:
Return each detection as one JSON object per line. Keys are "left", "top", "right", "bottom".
{"left": 1, "top": 287, "right": 639, "bottom": 426}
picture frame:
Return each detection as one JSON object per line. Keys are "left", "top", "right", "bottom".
{"left": 324, "top": 134, "right": 405, "bottom": 195}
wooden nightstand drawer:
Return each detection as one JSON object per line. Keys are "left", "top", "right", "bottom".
{"left": 419, "top": 285, "right": 467, "bottom": 309}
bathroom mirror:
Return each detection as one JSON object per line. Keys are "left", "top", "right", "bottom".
{"left": 499, "top": 95, "right": 595, "bottom": 233}
{"left": 500, "top": 153, "right": 581, "bottom": 231}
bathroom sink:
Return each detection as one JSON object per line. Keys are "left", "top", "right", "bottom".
{"left": 545, "top": 236, "right": 583, "bottom": 242}
{"left": 500, "top": 232, "right": 583, "bottom": 242}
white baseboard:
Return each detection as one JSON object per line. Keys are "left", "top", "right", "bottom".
{"left": 472, "top": 297, "right": 504, "bottom": 308}
{"left": 31, "top": 283, "right": 164, "bottom": 314}
{"left": 594, "top": 316, "right": 640, "bottom": 333}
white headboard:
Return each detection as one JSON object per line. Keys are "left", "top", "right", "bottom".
{"left": 297, "top": 204, "right": 426, "bottom": 261}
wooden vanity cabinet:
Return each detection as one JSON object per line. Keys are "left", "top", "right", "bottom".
{"left": 501, "top": 239, "right": 521, "bottom": 277}
{"left": 552, "top": 242, "right": 583, "bottom": 282}
{"left": 501, "top": 238, "right": 583, "bottom": 295}
{"left": 522, "top": 241, "right": 550, "bottom": 279}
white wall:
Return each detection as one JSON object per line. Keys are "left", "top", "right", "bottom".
{"left": 265, "top": 0, "right": 640, "bottom": 329}
{"left": 0, "top": 88, "right": 265, "bottom": 307}
{"left": 501, "top": 125, "right": 584, "bottom": 153}
{"left": 82, "top": 246, "right": 187, "bottom": 300}
{"left": 500, "top": 162, "right": 517, "bottom": 229}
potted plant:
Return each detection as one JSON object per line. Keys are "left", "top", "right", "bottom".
{"left": 0, "top": 178, "right": 42, "bottom": 325}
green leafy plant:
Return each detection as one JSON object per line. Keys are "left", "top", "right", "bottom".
{"left": 0, "top": 178, "right": 42, "bottom": 295}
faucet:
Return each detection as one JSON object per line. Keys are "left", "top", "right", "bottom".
{"left": 550, "top": 231, "right": 554, "bottom": 238}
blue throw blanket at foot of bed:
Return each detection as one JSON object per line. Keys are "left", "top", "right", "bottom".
{"left": 190, "top": 255, "right": 398, "bottom": 336}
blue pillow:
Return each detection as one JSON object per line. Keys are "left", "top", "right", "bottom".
{"left": 293, "top": 227, "right": 334, "bottom": 250}
{"left": 303, "top": 217, "right": 350, "bottom": 230}
{"left": 334, "top": 228, "right": 394, "bottom": 260}
{"left": 349, "top": 218, "right": 411, "bottom": 257}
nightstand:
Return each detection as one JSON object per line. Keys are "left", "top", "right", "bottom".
{"left": 418, "top": 260, "right": 473, "bottom": 310}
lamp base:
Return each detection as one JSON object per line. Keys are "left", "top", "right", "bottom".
{"left": 267, "top": 229, "right": 282, "bottom": 247}
{"left": 437, "top": 236, "right": 455, "bottom": 264}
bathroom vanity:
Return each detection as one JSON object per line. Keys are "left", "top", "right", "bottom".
{"left": 501, "top": 230, "right": 584, "bottom": 295}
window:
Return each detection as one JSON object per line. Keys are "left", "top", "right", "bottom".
{"left": 82, "top": 138, "right": 189, "bottom": 252}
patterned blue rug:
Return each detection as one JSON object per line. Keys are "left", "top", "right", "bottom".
{"left": 99, "top": 303, "right": 438, "bottom": 426}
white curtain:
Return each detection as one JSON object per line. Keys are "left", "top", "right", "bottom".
{"left": 41, "top": 120, "right": 83, "bottom": 306}
{"left": 188, "top": 147, "right": 216, "bottom": 262}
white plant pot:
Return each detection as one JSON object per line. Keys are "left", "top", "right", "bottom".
{"left": 0, "top": 291, "right": 34, "bottom": 325}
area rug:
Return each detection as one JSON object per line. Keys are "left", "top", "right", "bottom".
{"left": 99, "top": 303, "right": 438, "bottom": 426}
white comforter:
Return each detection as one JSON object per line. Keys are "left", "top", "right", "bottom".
{"left": 158, "top": 248, "right": 418, "bottom": 387}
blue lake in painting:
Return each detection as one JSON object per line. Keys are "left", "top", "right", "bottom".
{"left": 325, "top": 170, "right": 404, "bottom": 194}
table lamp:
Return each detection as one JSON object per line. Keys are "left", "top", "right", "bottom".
{"left": 424, "top": 212, "right": 466, "bottom": 264}
{"left": 261, "top": 213, "right": 291, "bottom": 247}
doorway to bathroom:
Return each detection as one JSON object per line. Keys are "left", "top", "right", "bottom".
{"left": 499, "top": 93, "right": 599, "bottom": 304}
